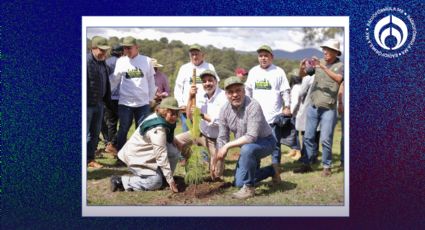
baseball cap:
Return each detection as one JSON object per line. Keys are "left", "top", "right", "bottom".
{"left": 189, "top": 44, "right": 202, "bottom": 52}
{"left": 121, "top": 36, "right": 137, "bottom": 47}
{"left": 199, "top": 69, "right": 219, "bottom": 80}
{"left": 256, "top": 45, "right": 273, "bottom": 54}
{"left": 91, "top": 36, "right": 110, "bottom": 50}
{"left": 224, "top": 76, "right": 244, "bottom": 90}
{"left": 159, "top": 97, "right": 180, "bottom": 110}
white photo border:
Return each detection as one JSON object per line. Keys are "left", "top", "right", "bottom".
{"left": 82, "top": 16, "right": 349, "bottom": 217}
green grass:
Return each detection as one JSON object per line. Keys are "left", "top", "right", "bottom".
{"left": 88, "top": 119, "right": 344, "bottom": 206}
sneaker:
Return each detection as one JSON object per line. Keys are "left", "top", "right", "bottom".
{"left": 272, "top": 164, "right": 282, "bottom": 184}
{"left": 88, "top": 161, "right": 103, "bottom": 169}
{"left": 321, "top": 168, "right": 332, "bottom": 177}
{"left": 110, "top": 175, "right": 125, "bottom": 192}
{"left": 232, "top": 185, "right": 255, "bottom": 199}
{"left": 105, "top": 143, "right": 118, "bottom": 155}
{"left": 293, "top": 164, "right": 313, "bottom": 173}
{"left": 291, "top": 150, "right": 302, "bottom": 160}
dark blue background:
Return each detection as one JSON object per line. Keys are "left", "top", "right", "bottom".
{"left": 2, "top": 0, "right": 424, "bottom": 229}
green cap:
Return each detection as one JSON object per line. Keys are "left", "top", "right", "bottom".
{"left": 121, "top": 36, "right": 137, "bottom": 47}
{"left": 159, "top": 97, "right": 180, "bottom": 110}
{"left": 199, "top": 69, "right": 219, "bottom": 80}
{"left": 224, "top": 76, "right": 244, "bottom": 90}
{"left": 91, "top": 36, "right": 110, "bottom": 50}
{"left": 189, "top": 44, "right": 202, "bottom": 52}
{"left": 256, "top": 45, "right": 273, "bottom": 54}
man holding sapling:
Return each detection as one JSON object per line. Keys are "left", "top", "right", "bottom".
{"left": 176, "top": 70, "right": 227, "bottom": 181}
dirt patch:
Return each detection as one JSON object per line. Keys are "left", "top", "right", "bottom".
{"left": 153, "top": 176, "right": 232, "bottom": 205}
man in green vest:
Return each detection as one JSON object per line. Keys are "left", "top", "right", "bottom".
{"left": 294, "top": 40, "right": 344, "bottom": 177}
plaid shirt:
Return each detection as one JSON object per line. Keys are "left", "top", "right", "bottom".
{"left": 217, "top": 96, "right": 273, "bottom": 149}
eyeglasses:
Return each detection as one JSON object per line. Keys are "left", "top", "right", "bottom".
{"left": 168, "top": 110, "right": 180, "bottom": 116}
{"left": 123, "top": 46, "right": 133, "bottom": 50}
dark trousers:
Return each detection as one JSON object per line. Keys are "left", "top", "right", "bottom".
{"left": 117, "top": 104, "right": 151, "bottom": 150}
{"left": 87, "top": 103, "right": 104, "bottom": 161}
{"left": 101, "top": 100, "right": 119, "bottom": 146}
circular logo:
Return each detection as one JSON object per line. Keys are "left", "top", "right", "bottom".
{"left": 366, "top": 7, "right": 416, "bottom": 58}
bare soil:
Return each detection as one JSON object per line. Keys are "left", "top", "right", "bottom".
{"left": 153, "top": 176, "right": 233, "bottom": 205}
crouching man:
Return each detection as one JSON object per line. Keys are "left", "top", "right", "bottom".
{"left": 110, "top": 97, "right": 183, "bottom": 193}
{"left": 212, "top": 77, "right": 277, "bottom": 199}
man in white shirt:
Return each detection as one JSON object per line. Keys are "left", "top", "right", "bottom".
{"left": 246, "top": 45, "right": 291, "bottom": 183}
{"left": 113, "top": 36, "right": 156, "bottom": 151}
{"left": 175, "top": 70, "right": 227, "bottom": 180}
{"left": 174, "top": 45, "right": 218, "bottom": 132}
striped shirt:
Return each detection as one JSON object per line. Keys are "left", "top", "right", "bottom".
{"left": 217, "top": 96, "right": 273, "bottom": 149}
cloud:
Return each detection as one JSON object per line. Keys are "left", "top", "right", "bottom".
{"left": 87, "top": 27, "right": 337, "bottom": 52}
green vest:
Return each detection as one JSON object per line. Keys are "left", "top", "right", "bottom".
{"left": 139, "top": 114, "right": 176, "bottom": 143}
{"left": 310, "top": 59, "right": 343, "bottom": 110}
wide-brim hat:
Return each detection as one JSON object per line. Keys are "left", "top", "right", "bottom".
{"left": 159, "top": 97, "right": 180, "bottom": 110}
{"left": 320, "top": 40, "right": 342, "bottom": 56}
{"left": 224, "top": 76, "right": 244, "bottom": 90}
{"left": 91, "top": 36, "right": 110, "bottom": 50}
{"left": 151, "top": 58, "right": 163, "bottom": 68}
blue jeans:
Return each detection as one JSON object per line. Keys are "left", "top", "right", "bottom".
{"left": 291, "top": 117, "right": 301, "bottom": 150}
{"left": 180, "top": 113, "right": 189, "bottom": 132}
{"left": 292, "top": 130, "right": 301, "bottom": 150}
{"left": 234, "top": 135, "right": 276, "bottom": 187}
{"left": 302, "top": 105, "right": 337, "bottom": 168}
{"left": 271, "top": 124, "right": 282, "bottom": 165}
{"left": 300, "top": 130, "right": 320, "bottom": 163}
{"left": 87, "top": 102, "right": 104, "bottom": 161}
{"left": 340, "top": 113, "right": 344, "bottom": 163}
{"left": 117, "top": 104, "right": 150, "bottom": 150}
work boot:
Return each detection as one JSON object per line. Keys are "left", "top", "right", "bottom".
{"left": 293, "top": 164, "right": 313, "bottom": 173}
{"left": 88, "top": 160, "right": 103, "bottom": 169}
{"left": 110, "top": 175, "right": 125, "bottom": 192}
{"left": 105, "top": 143, "right": 118, "bottom": 155}
{"left": 321, "top": 168, "right": 332, "bottom": 177}
{"left": 272, "top": 163, "right": 282, "bottom": 184}
{"left": 232, "top": 185, "right": 255, "bottom": 199}
{"left": 291, "top": 150, "right": 302, "bottom": 160}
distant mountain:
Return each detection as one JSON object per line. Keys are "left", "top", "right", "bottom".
{"left": 273, "top": 48, "right": 324, "bottom": 60}
{"left": 240, "top": 48, "right": 324, "bottom": 61}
